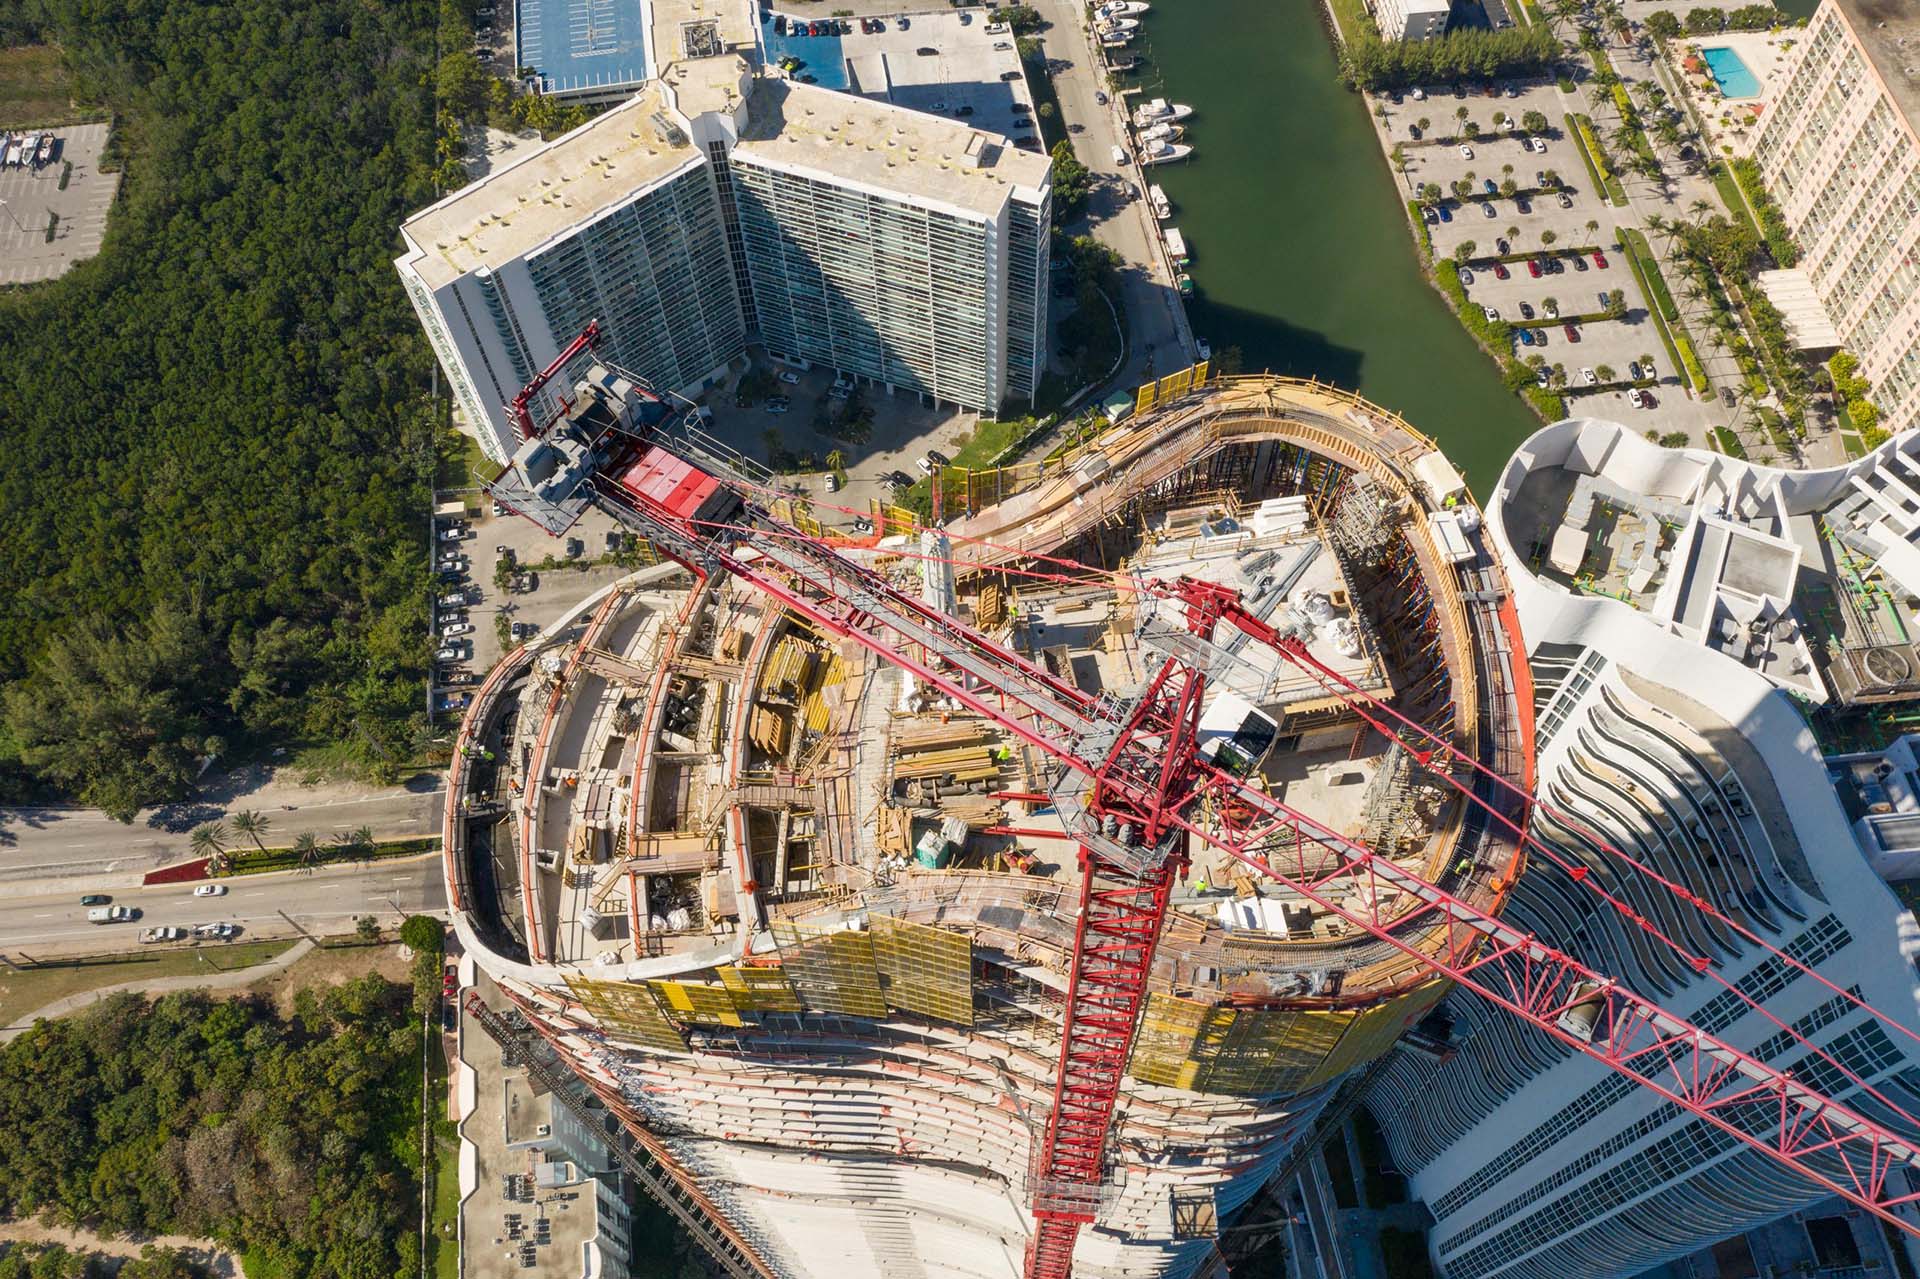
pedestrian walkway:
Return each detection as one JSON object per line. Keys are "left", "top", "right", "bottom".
{"left": 1, "top": 939, "right": 316, "bottom": 1042}
{"left": 0, "top": 1219, "right": 239, "bottom": 1277}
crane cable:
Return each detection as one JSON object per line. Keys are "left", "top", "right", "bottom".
{"left": 1269, "top": 639, "right": 1920, "bottom": 1132}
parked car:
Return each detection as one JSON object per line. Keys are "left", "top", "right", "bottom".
{"left": 1515, "top": 198, "right": 1530, "bottom": 214}
{"left": 1483, "top": 305, "right": 1501, "bottom": 322}
{"left": 1519, "top": 302, "right": 1535, "bottom": 319}
{"left": 80, "top": 894, "right": 111, "bottom": 906}
{"left": 1532, "top": 328, "right": 1548, "bottom": 345}
{"left": 1459, "top": 267, "right": 1475, "bottom": 284}
{"left": 776, "top": 369, "right": 800, "bottom": 384}
{"left": 897, "top": 15, "right": 909, "bottom": 27}
{"left": 1546, "top": 258, "right": 1563, "bottom": 274}
{"left": 1572, "top": 254, "right": 1589, "bottom": 271}
{"left": 1542, "top": 302, "right": 1559, "bottom": 319}
{"left": 1564, "top": 323, "right": 1581, "bottom": 342}
{"left": 1493, "top": 262, "right": 1509, "bottom": 279}
{"left": 1722, "top": 387, "right": 1738, "bottom": 406}
{"left": 1527, "top": 258, "right": 1542, "bottom": 278}
{"left": 1592, "top": 250, "right": 1609, "bottom": 269}
{"left": 1422, "top": 205, "right": 1438, "bottom": 225}
{"left": 140, "top": 926, "right": 187, "bottom": 944}
{"left": 1558, "top": 192, "right": 1573, "bottom": 208}
{"left": 1459, "top": 144, "right": 1474, "bottom": 159}
{"left": 1495, "top": 237, "right": 1510, "bottom": 254}
{"left": 1482, "top": 178, "right": 1498, "bottom": 195}
{"left": 824, "top": 471, "right": 841, "bottom": 493}
{"left": 1095, "top": 91, "right": 1108, "bottom": 105}
{"left": 1580, "top": 367, "right": 1598, "bottom": 385}
{"left": 1628, "top": 388, "right": 1648, "bottom": 408}
{"left": 887, "top": 470, "right": 915, "bottom": 489}
{"left": 1438, "top": 204, "right": 1452, "bottom": 222}
{"left": 195, "top": 884, "right": 228, "bottom": 897}
{"left": 195, "top": 922, "right": 237, "bottom": 939}
{"left": 441, "top": 621, "right": 474, "bottom": 638}
{"left": 1597, "top": 291, "right": 1612, "bottom": 309}
{"left": 436, "top": 644, "right": 466, "bottom": 663}
{"left": 1518, "top": 329, "right": 1535, "bottom": 346}
{"left": 438, "top": 526, "right": 466, "bottom": 541}
{"left": 916, "top": 45, "right": 937, "bottom": 54}
{"left": 765, "top": 399, "right": 790, "bottom": 414}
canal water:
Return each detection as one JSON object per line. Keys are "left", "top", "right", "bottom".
{"left": 1131, "top": 0, "right": 1540, "bottom": 491}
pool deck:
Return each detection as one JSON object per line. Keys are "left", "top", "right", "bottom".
{"left": 1672, "top": 29, "right": 1791, "bottom": 158}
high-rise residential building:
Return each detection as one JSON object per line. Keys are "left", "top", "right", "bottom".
{"left": 1367, "top": 419, "right": 1920, "bottom": 1279}
{"left": 396, "top": 84, "right": 749, "bottom": 462}
{"left": 397, "top": 12, "right": 1052, "bottom": 463}
{"left": 1370, "top": 0, "right": 1450, "bottom": 41}
{"left": 1750, "top": 0, "right": 1920, "bottom": 434}
{"left": 731, "top": 80, "right": 1051, "bottom": 413}
{"left": 443, "top": 377, "right": 1533, "bottom": 1279}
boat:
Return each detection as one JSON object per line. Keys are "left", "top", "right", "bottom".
{"left": 1094, "top": 0, "right": 1150, "bottom": 16}
{"left": 1137, "top": 139, "right": 1193, "bottom": 166}
{"left": 1149, "top": 184, "right": 1171, "bottom": 219}
{"left": 1163, "top": 226, "right": 1189, "bottom": 266}
{"left": 1, "top": 136, "right": 19, "bottom": 168}
{"left": 1131, "top": 98, "right": 1195, "bottom": 126}
{"left": 34, "top": 134, "right": 52, "bottom": 165}
{"left": 1177, "top": 273, "right": 1194, "bottom": 296}
{"left": 1098, "top": 27, "right": 1134, "bottom": 45}
{"left": 1097, "top": 17, "right": 1139, "bottom": 34}
{"left": 1139, "top": 121, "right": 1184, "bottom": 144}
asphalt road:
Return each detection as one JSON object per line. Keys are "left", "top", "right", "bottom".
{"left": 0, "top": 778, "right": 446, "bottom": 888}
{"left": 0, "top": 855, "right": 447, "bottom": 960}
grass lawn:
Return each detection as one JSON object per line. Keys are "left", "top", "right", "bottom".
{"left": 425, "top": 1020, "right": 462, "bottom": 1279}
{"left": 1325, "top": 0, "right": 1372, "bottom": 43}
{"left": 436, "top": 426, "right": 492, "bottom": 492}
{"left": 951, "top": 417, "right": 1031, "bottom": 469}
{"left": 0, "top": 940, "right": 299, "bottom": 1029}
{"left": 1709, "top": 163, "right": 1761, "bottom": 239}
{"left": 0, "top": 46, "right": 81, "bottom": 129}
{"left": 217, "top": 835, "right": 441, "bottom": 878}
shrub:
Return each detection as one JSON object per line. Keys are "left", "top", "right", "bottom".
{"left": 400, "top": 914, "right": 445, "bottom": 953}
{"left": 1676, "top": 335, "right": 1708, "bottom": 391}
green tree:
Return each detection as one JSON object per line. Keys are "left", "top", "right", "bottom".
{"left": 1521, "top": 109, "right": 1549, "bottom": 133}
{"left": 229, "top": 808, "right": 270, "bottom": 853}
{"left": 190, "top": 821, "right": 229, "bottom": 874}
{"left": 1597, "top": 363, "right": 1616, "bottom": 382}
{"left": 356, "top": 914, "right": 382, "bottom": 941}
{"left": 1454, "top": 240, "right": 1477, "bottom": 263}
{"left": 293, "top": 831, "right": 323, "bottom": 870}
{"left": 989, "top": 4, "right": 1042, "bottom": 32}
{"left": 1644, "top": 9, "right": 1681, "bottom": 39}
{"left": 400, "top": 914, "right": 445, "bottom": 953}
{"left": 1048, "top": 140, "right": 1093, "bottom": 219}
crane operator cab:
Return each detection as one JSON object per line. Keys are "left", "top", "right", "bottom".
{"left": 1196, "top": 691, "right": 1280, "bottom": 779}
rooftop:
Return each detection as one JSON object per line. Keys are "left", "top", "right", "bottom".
{"left": 515, "top": 0, "right": 650, "bottom": 98}
{"left": 399, "top": 84, "right": 702, "bottom": 289}
{"left": 735, "top": 79, "right": 1052, "bottom": 218}
{"left": 1834, "top": 0, "right": 1920, "bottom": 140}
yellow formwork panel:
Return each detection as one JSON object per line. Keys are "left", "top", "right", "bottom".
{"left": 1129, "top": 994, "right": 1212, "bottom": 1089}
{"left": 1135, "top": 382, "right": 1160, "bottom": 416}
{"left": 872, "top": 915, "right": 974, "bottom": 1026}
{"left": 1303, "top": 980, "right": 1450, "bottom": 1088}
{"left": 649, "top": 979, "right": 745, "bottom": 1028}
{"left": 717, "top": 963, "right": 804, "bottom": 1013}
{"left": 1198, "top": 1007, "right": 1346, "bottom": 1096}
{"left": 771, "top": 921, "right": 888, "bottom": 1018}
{"left": 565, "top": 976, "right": 684, "bottom": 1050}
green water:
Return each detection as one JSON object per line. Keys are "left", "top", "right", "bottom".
{"left": 1136, "top": 0, "right": 1540, "bottom": 491}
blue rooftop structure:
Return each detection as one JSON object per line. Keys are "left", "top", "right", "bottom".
{"left": 516, "top": 0, "right": 650, "bottom": 99}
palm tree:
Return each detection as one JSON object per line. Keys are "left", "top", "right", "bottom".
{"left": 1586, "top": 219, "right": 1600, "bottom": 238}
{"left": 294, "top": 831, "right": 323, "bottom": 872}
{"left": 824, "top": 449, "right": 845, "bottom": 472}
{"left": 336, "top": 825, "right": 375, "bottom": 860}
{"left": 229, "top": 808, "right": 270, "bottom": 853}
{"left": 1597, "top": 363, "right": 1617, "bottom": 382}
{"left": 190, "top": 821, "right": 229, "bottom": 872}
{"left": 1689, "top": 198, "right": 1713, "bottom": 218}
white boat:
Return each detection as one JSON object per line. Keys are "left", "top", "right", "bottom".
{"left": 1094, "top": 0, "right": 1150, "bottom": 16}
{"left": 1139, "top": 121, "right": 1185, "bottom": 144}
{"left": 1098, "top": 27, "right": 1134, "bottom": 45}
{"left": 1149, "top": 184, "right": 1171, "bottom": 219}
{"left": 1097, "top": 16, "right": 1139, "bottom": 33}
{"left": 1137, "top": 140, "right": 1193, "bottom": 166}
{"left": 1163, "top": 227, "right": 1189, "bottom": 264}
{"left": 1132, "top": 98, "right": 1195, "bottom": 125}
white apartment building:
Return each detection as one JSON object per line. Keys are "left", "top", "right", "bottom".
{"left": 1372, "top": 0, "right": 1450, "bottom": 42}
{"left": 397, "top": 8, "right": 1051, "bottom": 463}
{"left": 1368, "top": 420, "right": 1920, "bottom": 1279}
{"left": 1751, "top": 0, "right": 1920, "bottom": 434}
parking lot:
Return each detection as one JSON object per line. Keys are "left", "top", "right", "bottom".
{"left": 0, "top": 122, "right": 120, "bottom": 286}
{"left": 428, "top": 497, "right": 635, "bottom": 712}
{"left": 1385, "top": 81, "right": 1670, "bottom": 417}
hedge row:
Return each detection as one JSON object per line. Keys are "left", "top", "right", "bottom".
{"left": 1567, "top": 113, "right": 1627, "bottom": 206}
{"left": 1675, "top": 334, "right": 1708, "bottom": 392}
{"left": 1617, "top": 228, "right": 1678, "bottom": 321}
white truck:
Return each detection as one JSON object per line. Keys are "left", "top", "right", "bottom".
{"left": 88, "top": 905, "right": 136, "bottom": 924}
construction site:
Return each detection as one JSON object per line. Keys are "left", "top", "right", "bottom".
{"left": 442, "top": 369, "right": 1920, "bottom": 1279}
{"left": 442, "top": 368, "right": 1536, "bottom": 1279}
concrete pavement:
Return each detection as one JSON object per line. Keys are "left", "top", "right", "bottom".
{"left": 0, "top": 854, "right": 447, "bottom": 961}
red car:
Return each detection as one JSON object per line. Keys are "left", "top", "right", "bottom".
{"left": 1493, "top": 262, "right": 1510, "bottom": 279}
{"left": 1563, "top": 322, "right": 1581, "bottom": 342}
{"left": 1592, "top": 250, "right": 1609, "bottom": 269}
{"left": 1527, "top": 258, "right": 1543, "bottom": 278}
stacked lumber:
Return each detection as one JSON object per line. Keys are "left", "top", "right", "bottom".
{"left": 748, "top": 705, "right": 789, "bottom": 756}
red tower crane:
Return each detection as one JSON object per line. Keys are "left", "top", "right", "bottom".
{"left": 492, "top": 370, "right": 1920, "bottom": 1279}
{"left": 507, "top": 320, "right": 602, "bottom": 442}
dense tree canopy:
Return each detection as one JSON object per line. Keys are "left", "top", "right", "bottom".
{"left": 0, "top": 980, "right": 423, "bottom": 1279}
{"left": 0, "top": 0, "right": 447, "bottom": 814}
{"left": 1342, "top": 26, "right": 1560, "bottom": 91}
{"left": 0, "top": 1244, "right": 213, "bottom": 1279}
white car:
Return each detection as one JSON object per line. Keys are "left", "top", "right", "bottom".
{"left": 1483, "top": 305, "right": 1501, "bottom": 322}
{"left": 438, "top": 526, "right": 466, "bottom": 541}
{"left": 441, "top": 621, "right": 475, "bottom": 638}
{"left": 1627, "top": 388, "right": 1648, "bottom": 408}
{"left": 776, "top": 370, "right": 800, "bottom": 384}
{"left": 195, "top": 922, "right": 236, "bottom": 939}
{"left": 1411, "top": 86, "right": 1427, "bottom": 100}
{"left": 437, "top": 554, "right": 468, "bottom": 570}
{"left": 824, "top": 472, "right": 841, "bottom": 492}
{"left": 1459, "top": 144, "right": 1474, "bottom": 160}
{"left": 1581, "top": 367, "right": 1598, "bottom": 385}
{"left": 1542, "top": 302, "right": 1559, "bottom": 319}
{"left": 194, "top": 883, "right": 228, "bottom": 897}
{"left": 436, "top": 644, "right": 466, "bottom": 663}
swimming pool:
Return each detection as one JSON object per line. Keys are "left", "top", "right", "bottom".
{"left": 1702, "top": 45, "right": 1762, "bottom": 99}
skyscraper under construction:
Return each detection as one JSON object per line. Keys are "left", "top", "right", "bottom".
{"left": 443, "top": 373, "right": 1535, "bottom": 1278}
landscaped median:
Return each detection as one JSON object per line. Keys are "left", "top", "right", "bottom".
{"left": 144, "top": 835, "right": 441, "bottom": 883}
{"left": 1617, "top": 226, "right": 1709, "bottom": 394}
{"left": 1566, "top": 113, "right": 1627, "bottom": 206}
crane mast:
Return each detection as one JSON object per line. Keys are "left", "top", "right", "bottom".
{"left": 492, "top": 355, "right": 1920, "bottom": 1277}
